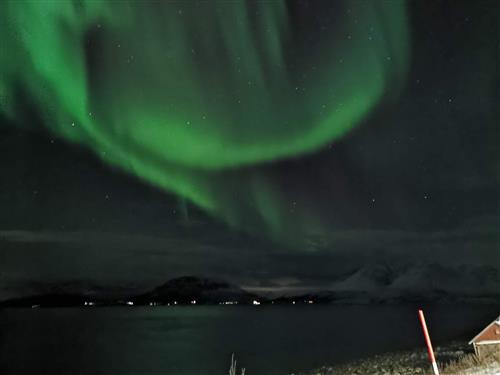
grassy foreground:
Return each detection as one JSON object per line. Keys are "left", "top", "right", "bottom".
{"left": 442, "top": 351, "right": 500, "bottom": 374}
{"left": 295, "top": 342, "right": 500, "bottom": 375}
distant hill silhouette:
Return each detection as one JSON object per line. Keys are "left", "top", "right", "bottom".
{"left": 132, "top": 276, "right": 259, "bottom": 305}
{"left": 1, "top": 264, "right": 498, "bottom": 308}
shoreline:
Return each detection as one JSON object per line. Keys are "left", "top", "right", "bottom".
{"left": 296, "top": 342, "right": 500, "bottom": 375}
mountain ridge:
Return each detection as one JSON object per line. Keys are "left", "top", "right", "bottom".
{"left": 1, "top": 263, "right": 498, "bottom": 307}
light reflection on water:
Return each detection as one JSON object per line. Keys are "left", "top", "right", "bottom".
{"left": 0, "top": 305, "right": 497, "bottom": 375}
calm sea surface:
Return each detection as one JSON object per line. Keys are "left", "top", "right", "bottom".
{"left": 0, "top": 305, "right": 497, "bottom": 375}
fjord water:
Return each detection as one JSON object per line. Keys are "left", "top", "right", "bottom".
{"left": 0, "top": 305, "right": 497, "bottom": 375}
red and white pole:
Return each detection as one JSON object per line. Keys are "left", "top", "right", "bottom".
{"left": 418, "top": 309, "right": 439, "bottom": 375}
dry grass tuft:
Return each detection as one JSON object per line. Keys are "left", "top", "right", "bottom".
{"left": 229, "top": 353, "right": 246, "bottom": 375}
{"left": 441, "top": 351, "right": 500, "bottom": 374}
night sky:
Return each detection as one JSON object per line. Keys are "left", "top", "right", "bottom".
{"left": 0, "top": 0, "right": 498, "bottom": 295}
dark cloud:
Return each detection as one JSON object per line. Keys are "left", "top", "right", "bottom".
{"left": 1, "top": 213, "right": 497, "bottom": 298}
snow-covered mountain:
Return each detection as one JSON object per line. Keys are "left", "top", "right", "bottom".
{"left": 330, "top": 262, "right": 500, "bottom": 303}
{"left": 1, "top": 264, "right": 498, "bottom": 307}
{"left": 332, "top": 263, "right": 396, "bottom": 291}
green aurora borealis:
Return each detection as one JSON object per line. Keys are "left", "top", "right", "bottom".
{"left": 0, "top": 1, "right": 409, "bottom": 238}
